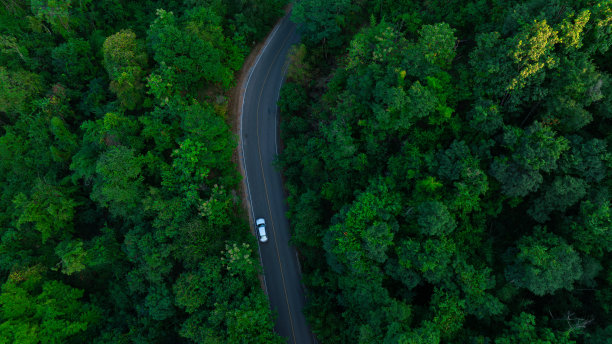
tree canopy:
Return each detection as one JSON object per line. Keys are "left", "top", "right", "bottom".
{"left": 0, "top": 0, "right": 286, "bottom": 342}
{"left": 283, "top": 0, "right": 612, "bottom": 342}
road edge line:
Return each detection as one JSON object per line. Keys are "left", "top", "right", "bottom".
{"left": 239, "top": 11, "right": 287, "bottom": 301}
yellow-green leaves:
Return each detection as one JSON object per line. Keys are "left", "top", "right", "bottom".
{"left": 561, "top": 10, "right": 591, "bottom": 49}
{"left": 509, "top": 20, "right": 559, "bottom": 91}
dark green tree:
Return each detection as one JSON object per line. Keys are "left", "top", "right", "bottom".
{"left": 505, "top": 227, "right": 583, "bottom": 296}
{"left": 494, "top": 312, "right": 574, "bottom": 344}
{"left": 292, "top": 0, "right": 354, "bottom": 52}
{"left": 0, "top": 67, "right": 44, "bottom": 116}
{"left": 91, "top": 145, "right": 144, "bottom": 219}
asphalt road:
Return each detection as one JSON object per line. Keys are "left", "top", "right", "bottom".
{"left": 239, "top": 12, "right": 315, "bottom": 344}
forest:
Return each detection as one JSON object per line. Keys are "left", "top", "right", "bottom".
{"left": 0, "top": 0, "right": 287, "bottom": 342}
{"left": 281, "top": 0, "right": 612, "bottom": 342}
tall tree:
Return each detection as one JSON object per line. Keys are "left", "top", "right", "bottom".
{"left": 102, "top": 29, "right": 148, "bottom": 110}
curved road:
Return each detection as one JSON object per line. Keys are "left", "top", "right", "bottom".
{"left": 240, "top": 12, "right": 314, "bottom": 344}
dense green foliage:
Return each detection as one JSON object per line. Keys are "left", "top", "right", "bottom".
{"left": 0, "top": 0, "right": 286, "bottom": 342}
{"left": 283, "top": 0, "right": 612, "bottom": 342}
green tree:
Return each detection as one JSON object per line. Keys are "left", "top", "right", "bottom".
{"left": 178, "top": 101, "right": 239, "bottom": 187}
{"left": 0, "top": 1, "right": 287, "bottom": 343}
{"left": 468, "top": 99, "right": 504, "bottom": 135}
{"left": 507, "top": 20, "right": 560, "bottom": 92}
{"left": 102, "top": 29, "right": 147, "bottom": 79}
{"left": 584, "top": 0, "right": 612, "bottom": 54}
{"left": 398, "top": 321, "right": 441, "bottom": 344}
{"left": 431, "top": 289, "right": 465, "bottom": 339}
{"left": 185, "top": 6, "right": 243, "bottom": 73}
{"left": 416, "top": 201, "right": 456, "bottom": 236}
{"left": 198, "top": 184, "right": 234, "bottom": 228}
{"left": 0, "top": 67, "right": 44, "bottom": 116}
{"left": 70, "top": 111, "right": 144, "bottom": 186}
{"left": 13, "top": 180, "right": 77, "bottom": 243}
{"left": 569, "top": 200, "right": 612, "bottom": 257}
{"left": 91, "top": 145, "right": 144, "bottom": 219}
{"left": 278, "top": 0, "right": 612, "bottom": 342}
{"left": 175, "top": 244, "right": 280, "bottom": 343}
{"left": 398, "top": 237, "right": 456, "bottom": 284}
{"left": 559, "top": 137, "right": 609, "bottom": 183}
{"left": 0, "top": 34, "right": 30, "bottom": 68}
{"left": 505, "top": 227, "right": 583, "bottom": 296}
{"left": 102, "top": 29, "right": 148, "bottom": 110}
{"left": 161, "top": 138, "right": 210, "bottom": 204}
{"left": 490, "top": 123, "right": 569, "bottom": 198}
{"left": 527, "top": 176, "right": 587, "bottom": 223}
{"left": 49, "top": 116, "right": 78, "bottom": 162}
{"left": 51, "top": 38, "right": 95, "bottom": 90}
{"left": 226, "top": 293, "right": 285, "bottom": 344}
{"left": 0, "top": 266, "right": 100, "bottom": 343}
{"left": 145, "top": 284, "right": 176, "bottom": 321}
{"left": 292, "top": 0, "right": 353, "bottom": 51}
{"left": 543, "top": 54, "right": 602, "bottom": 133}
{"left": 417, "top": 23, "right": 456, "bottom": 69}
{"left": 54, "top": 239, "right": 88, "bottom": 275}
{"left": 327, "top": 179, "right": 401, "bottom": 272}
{"left": 494, "top": 312, "right": 574, "bottom": 344}
{"left": 147, "top": 9, "right": 235, "bottom": 91}
{"left": 173, "top": 271, "right": 208, "bottom": 314}
{"left": 454, "top": 260, "right": 503, "bottom": 318}
{"left": 30, "top": 0, "right": 72, "bottom": 37}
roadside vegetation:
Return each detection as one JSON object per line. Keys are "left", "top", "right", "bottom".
{"left": 0, "top": 0, "right": 286, "bottom": 342}
{"left": 283, "top": 0, "right": 612, "bottom": 342}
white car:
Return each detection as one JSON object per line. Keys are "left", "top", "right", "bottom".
{"left": 256, "top": 218, "right": 268, "bottom": 243}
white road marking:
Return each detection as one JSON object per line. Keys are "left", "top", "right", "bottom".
{"left": 255, "top": 26, "right": 299, "bottom": 344}
{"left": 241, "top": 16, "right": 283, "bottom": 220}
{"left": 239, "top": 15, "right": 285, "bottom": 300}
{"left": 295, "top": 251, "right": 302, "bottom": 274}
